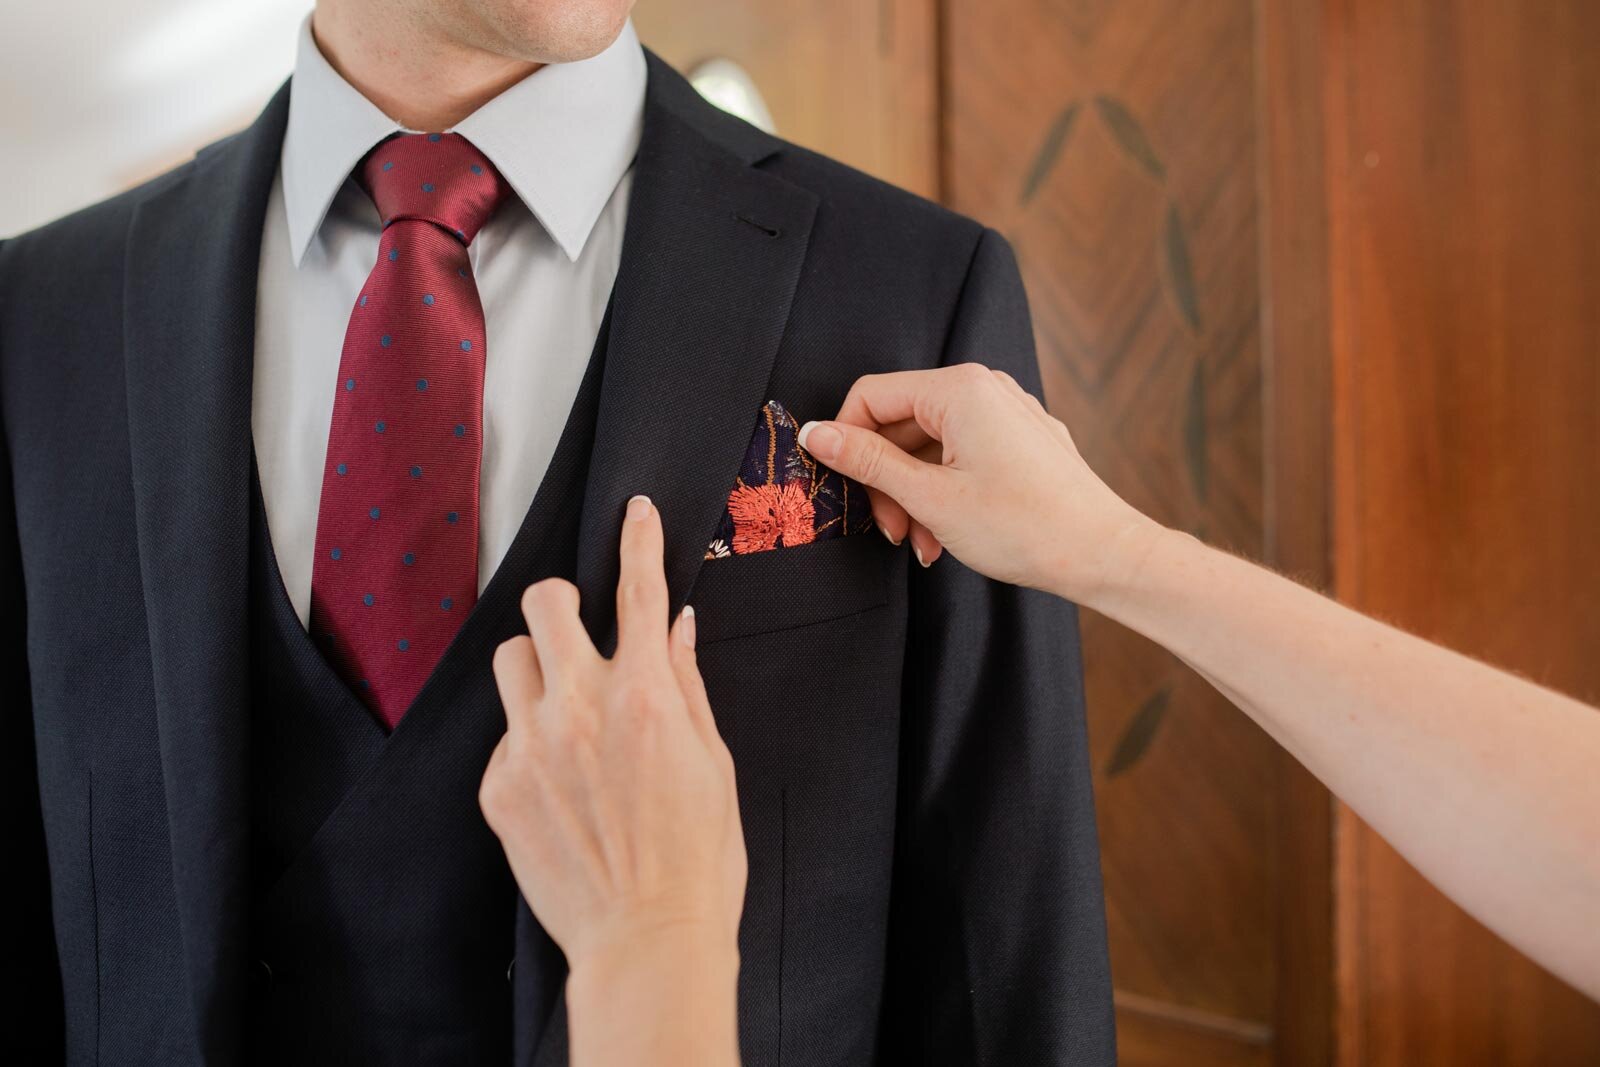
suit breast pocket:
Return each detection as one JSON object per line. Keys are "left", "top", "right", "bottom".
{"left": 687, "top": 534, "right": 893, "bottom": 645}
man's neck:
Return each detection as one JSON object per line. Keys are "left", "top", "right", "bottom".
{"left": 311, "top": 2, "right": 543, "bottom": 132}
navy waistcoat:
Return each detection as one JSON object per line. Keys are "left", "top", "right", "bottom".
{"left": 242, "top": 321, "right": 607, "bottom": 1064}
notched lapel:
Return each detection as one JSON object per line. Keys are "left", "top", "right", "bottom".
{"left": 123, "top": 82, "right": 289, "bottom": 1064}
{"left": 573, "top": 55, "right": 819, "bottom": 652}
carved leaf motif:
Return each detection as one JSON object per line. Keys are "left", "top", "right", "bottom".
{"left": 1184, "top": 361, "right": 1209, "bottom": 504}
{"left": 1106, "top": 685, "right": 1173, "bottom": 777}
{"left": 1019, "top": 102, "right": 1082, "bottom": 206}
{"left": 1094, "top": 95, "right": 1166, "bottom": 181}
{"left": 1163, "top": 204, "right": 1202, "bottom": 332}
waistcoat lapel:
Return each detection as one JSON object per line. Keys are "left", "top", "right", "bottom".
{"left": 123, "top": 81, "right": 289, "bottom": 1064}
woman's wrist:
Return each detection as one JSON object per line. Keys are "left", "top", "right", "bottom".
{"left": 1046, "top": 510, "right": 1171, "bottom": 609}
{"left": 566, "top": 922, "right": 741, "bottom": 1065}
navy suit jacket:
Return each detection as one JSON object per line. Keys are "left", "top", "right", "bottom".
{"left": 1, "top": 52, "right": 1114, "bottom": 1066}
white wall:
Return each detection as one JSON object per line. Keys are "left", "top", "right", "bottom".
{"left": 0, "top": 0, "right": 311, "bottom": 236}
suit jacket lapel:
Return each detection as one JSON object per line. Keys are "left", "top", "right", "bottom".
{"left": 516, "top": 53, "right": 817, "bottom": 1062}
{"left": 124, "top": 82, "right": 289, "bottom": 1064}
{"left": 573, "top": 52, "right": 819, "bottom": 650}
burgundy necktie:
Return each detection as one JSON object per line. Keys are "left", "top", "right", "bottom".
{"left": 310, "top": 132, "right": 512, "bottom": 729}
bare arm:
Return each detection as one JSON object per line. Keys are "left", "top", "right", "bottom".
{"left": 482, "top": 496, "right": 744, "bottom": 1067}
{"left": 1099, "top": 525, "right": 1600, "bottom": 1001}
{"left": 801, "top": 365, "right": 1600, "bottom": 1002}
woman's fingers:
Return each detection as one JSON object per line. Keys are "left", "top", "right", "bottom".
{"left": 857, "top": 420, "right": 935, "bottom": 544}
{"left": 907, "top": 523, "right": 944, "bottom": 568}
{"left": 833, "top": 364, "right": 985, "bottom": 437}
{"left": 877, "top": 417, "right": 936, "bottom": 456}
{"left": 521, "top": 578, "right": 599, "bottom": 688}
{"left": 799, "top": 419, "right": 940, "bottom": 519}
{"left": 616, "top": 495, "right": 671, "bottom": 658}
{"left": 492, "top": 635, "right": 544, "bottom": 730}
{"left": 668, "top": 606, "right": 722, "bottom": 755}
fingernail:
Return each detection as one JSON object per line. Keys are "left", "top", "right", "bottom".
{"left": 798, "top": 421, "right": 842, "bottom": 461}
{"left": 877, "top": 521, "right": 901, "bottom": 547}
{"left": 680, "top": 605, "right": 697, "bottom": 648}
{"left": 626, "top": 494, "right": 652, "bottom": 521}
{"left": 914, "top": 544, "right": 929, "bottom": 568}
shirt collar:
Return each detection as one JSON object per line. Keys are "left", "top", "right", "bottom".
{"left": 281, "top": 16, "right": 646, "bottom": 265}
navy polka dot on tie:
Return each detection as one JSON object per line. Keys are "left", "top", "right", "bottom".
{"left": 363, "top": 593, "right": 375, "bottom": 606}
{"left": 403, "top": 552, "right": 416, "bottom": 565}
{"left": 380, "top": 334, "right": 392, "bottom": 347}
{"left": 345, "top": 378, "right": 356, "bottom": 391}
{"left": 422, "top": 183, "right": 435, "bottom": 193}
{"left": 330, "top": 548, "right": 342, "bottom": 560}
{"left": 417, "top": 379, "right": 428, "bottom": 391}
{"left": 454, "top": 229, "right": 466, "bottom": 241}
{"left": 410, "top": 465, "right": 423, "bottom": 478}
{"left": 453, "top": 423, "right": 466, "bottom": 437}
{"left": 422, "top": 294, "right": 435, "bottom": 306}
{"left": 471, "top": 164, "right": 483, "bottom": 175}
{"left": 375, "top": 421, "right": 386, "bottom": 433}
{"left": 457, "top": 267, "right": 468, "bottom": 278}
{"left": 359, "top": 294, "right": 368, "bottom": 307}
{"left": 382, "top": 161, "right": 394, "bottom": 171}
{"left": 388, "top": 248, "right": 399, "bottom": 262}
{"left": 428, "top": 133, "right": 442, "bottom": 142}
{"left": 460, "top": 339, "right": 472, "bottom": 351}
{"left": 440, "top": 597, "right": 454, "bottom": 611}
{"left": 397, "top": 638, "right": 410, "bottom": 651}
{"left": 369, "top": 507, "right": 381, "bottom": 520}
{"left": 359, "top": 679, "right": 370, "bottom": 690}
{"left": 446, "top": 511, "right": 459, "bottom": 524}
{"left": 336, "top": 463, "right": 348, "bottom": 476}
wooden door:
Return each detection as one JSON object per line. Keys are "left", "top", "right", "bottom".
{"left": 1322, "top": 2, "right": 1600, "bottom": 1063}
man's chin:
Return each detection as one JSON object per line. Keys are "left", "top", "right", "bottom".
{"left": 480, "top": 0, "right": 635, "bottom": 65}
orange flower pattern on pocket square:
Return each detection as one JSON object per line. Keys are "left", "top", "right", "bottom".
{"left": 706, "top": 401, "right": 874, "bottom": 559}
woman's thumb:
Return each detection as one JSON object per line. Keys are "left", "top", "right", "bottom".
{"left": 799, "top": 420, "right": 935, "bottom": 512}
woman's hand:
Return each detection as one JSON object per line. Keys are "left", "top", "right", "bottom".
{"left": 481, "top": 494, "right": 745, "bottom": 1065}
{"left": 799, "top": 364, "right": 1156, "bottom": 602}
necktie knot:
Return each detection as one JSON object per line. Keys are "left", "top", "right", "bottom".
{"left": 359, "top": 133, "right": 512, "bottom": 245}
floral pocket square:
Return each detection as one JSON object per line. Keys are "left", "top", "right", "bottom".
{"left": 705, "top": 401, "right": 874, "bottom": 559}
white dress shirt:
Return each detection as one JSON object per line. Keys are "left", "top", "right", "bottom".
{"left": 253, "top": 18, "right": 646, "bottom": 627}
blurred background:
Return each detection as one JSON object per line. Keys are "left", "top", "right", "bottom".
{"left": 4, "top": 1, "right": 1598, "bottom": 1063}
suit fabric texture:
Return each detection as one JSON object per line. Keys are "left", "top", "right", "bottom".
{"left": 0, "top": 50, "right": 1115, "bottom": 1066}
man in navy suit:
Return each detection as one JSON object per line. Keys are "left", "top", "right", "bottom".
{"left": 2, "top": 1, "right": 1114, "bottom": 1062}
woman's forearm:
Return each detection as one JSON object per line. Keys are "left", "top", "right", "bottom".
{"left": 1085, "top": 525, "right": 1600, "bottom": 1000}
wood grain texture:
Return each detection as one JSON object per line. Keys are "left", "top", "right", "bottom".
{"left": 945, "top": 0, "right": 1284, "bottom": 1040}
{"left": 1323, "top": 1, "right": 1600, "bottom": 1063}
{"left": 1116, "top": 993, "right": 1273, "bottom": 1067}
{"left": 633, "top": 0, "right": 938, "bottom": 198}
{"left": 1257, "top": 0, "right": 1337, "bottom": 1063}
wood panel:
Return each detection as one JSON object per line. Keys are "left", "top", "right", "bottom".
{"left": 1257, "top": 0, "right": 1338, "bottom": 1063}
{"left": 633, "top": 0, "right": 938, "bottom": 198}
{"left": 945, "top": 0, "right": 1289, "bottom": 1057}
{"left": 1323, "top": 1, "right": 1600, "bottom": 1063}
{"left": 1116, "top": 994, "right": 1271, "bottom": 1067}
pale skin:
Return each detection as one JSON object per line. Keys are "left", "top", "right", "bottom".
{"left": 312, "top": 0, "right": 636, "bottom": 132}
{"left": 481, "top": 496, "right": 744, "bottom": 1067}
{"left": 489, "top": 365, "right": 1599, "bottom": 1067}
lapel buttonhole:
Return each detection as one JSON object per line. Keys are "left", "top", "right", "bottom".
{"left": 735, "top": 212, "right": 782, "bottom": 239}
